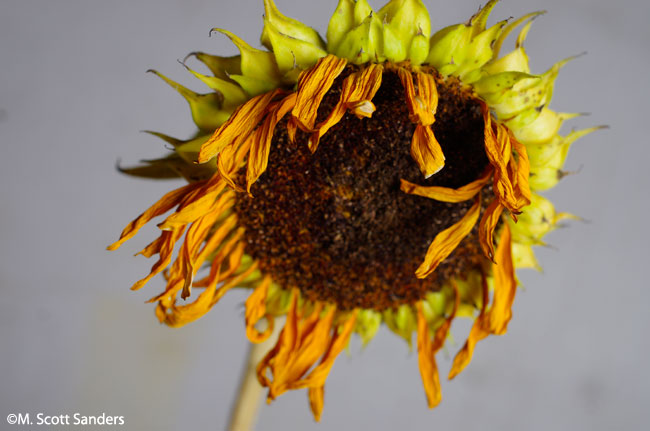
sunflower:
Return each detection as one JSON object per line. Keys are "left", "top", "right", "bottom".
{"left": 110, "top": 0, "right": 601, "bottom": 422}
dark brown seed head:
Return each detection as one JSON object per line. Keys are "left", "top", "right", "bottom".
{"left": 234, "top": 67, "right": 490, "bottom": 311}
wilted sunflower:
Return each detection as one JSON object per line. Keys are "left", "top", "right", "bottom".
{"left": 110, "top": 0, "right": 601, "bottom": 422}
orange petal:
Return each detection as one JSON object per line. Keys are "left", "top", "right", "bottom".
{"left": 157, "top": 176, "right": 228, "bottom": 230}
{"left": 415, "top": 195, "right": 481, "bottom": 279}
{"left": 290, "top": 310, "right": 358, "bottom": 390}
{"left": 414, "top": 71, "right": 438, "bottom": 125}
{"left": 486, "top": 223, "right": 517, "bottom": 335}
{"left": 416, "top": 282, "right": 459, "bottom": 408}
{"left": 216, "top": 135, "right": 252, "bottom": 192}
{"left": 478, "top": 199, "right": 504, "bottom": 261}
{"left": 397, "top": 68, "right": 438, "bottom": 125}
{"left": 163, "top": 260, "right": 258, "bottom": 328}
{"left": 448, "top": 273, "right": 490, "bottom": 379}
{"left": 107, "top": 181, "right": 202, "bottom": 251}
{"left": 245, "top": 276, "right": 275, "bottom": 343}
{"left": 264, "top": 304, "right": 333, "bottom": 401}
{"left": 260, "top": 289, "right": 300, "bottom": 400}
{"left": 411, "top": 125, "right": 445, "bottom": 178}
{"left": 247, "top": 93, "right": 297, "bottom": 193}
{"left": 482, "top": 103, "right": 532, "bottom": 215}
{"left": 401, "top": 168, "right": 492, "bottom": 203}
{"left": 198, "top": 89, "right": 284, "bottom": 163}
{"left": 309, "top": 63, "right": 383, "bottom": 152}
{"left": 287, "top": 307, "right": 335, "bottom": 385}
{"left": 309, "top": 386, "right": 325, "bottom": 422}
{"left": 291, "top": 55, "right": 347, "bottom": 132}
{"left": 131, "top": 229, "right": 184, "bottom": 291}
{"left": 178, "top": 204, "right": 226, "bottom": 299}
{"left": 416, "top": 303, "right": 442, "bottom": 408}
{"left": 147, "top": 227, "right": 244, "bottom": 303}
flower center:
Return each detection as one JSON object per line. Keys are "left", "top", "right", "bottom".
{"left": 234, "top": 67, "right": 489, "bottom": 311}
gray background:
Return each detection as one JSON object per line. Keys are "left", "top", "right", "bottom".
{"left": 1, "top": 0, "right": 648, "bottom": 430}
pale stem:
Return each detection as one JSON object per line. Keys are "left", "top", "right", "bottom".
{"left": 227, "top": 319, "right": 282, "bottom": 431}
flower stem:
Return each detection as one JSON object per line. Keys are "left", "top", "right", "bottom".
{"left": 228, "top": 320, "right": 282, "bottom": 431}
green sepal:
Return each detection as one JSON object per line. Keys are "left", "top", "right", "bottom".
{"left": 181, "top": 65, "right": 249, "bottom": 110}
{"left": 185, "top": 52, "right": 241, "bottom": 81}
{"left": 468, "top": 0, "right": 500, "bottom": 37}
{"left": 491, "top": 11, "right": 545, "bottom": 61}
{"left": 147, "top": 69, "right": 228, "bottom": 132}
{"left": 173, "top": 135, "right": 211, "bottom": 164}
{"left": 327, "top": 0, "right": 374, "bottom": 53}
{"left": 212, "top": 29, "right": 282, "bottom": 83}
{"left": 383, "top": 304, "right": 416, "bottom": 348}
{"left": 334, "top": 12, "right": 384, "bottom": 64}
{"left": 426, "top": 24, "right": 472, "bottom": 72}
{"left": 378, "top": 0, "right": 431, "bottom": 64}
{"left": 473, "top": 71, "right": 539, "bottom": 97}
{"left": 264, "top": 17, "right": 327, "bottom": 75}
{"left": 511, "top": 242, "right": 542, "bottom": 271}
{"left": 527, "top": 126, "right": 604, "bottom": 191}
{"left": 117, "top": 155, "right": 182, "bottom": 179}
{"left": 260, "top": 0, "right": 326, "bottom": 51}
{"left": 118, "top": 152, "right": 216, "bottom": 182}
{"left": 229, "top": 74, "right": 279, "bottom": 97}
{"left": 355, "top": 309, "right": 382, "bottom": 346}
{"left": 409, "top": 32, "right": 429, "bottom": 66}
{"left": 484, "top": 47, "right": 531, "bottom": 75}
{"left": 142, "top": 132, "right": 217, "bottom": 171}
{"left": 382, "top": 23, "right": 407, "bottom": 63}
{"left": 455, "top": 20, "right": 507, "bottom": 83}
{"left": 508, "top": 194, "right": 559, "bottom": 244}
{"left": 510, "top": 108, "right": 581, "bottom": 145}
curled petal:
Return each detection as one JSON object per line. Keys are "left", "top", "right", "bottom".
{"left": 291, "top": 55, "right": 348, "bottom": 132}
{"left": 309, "top": 63, "right": 383, "bottom": 151}
{"left": 411, "top": 125, "right": 445, "bottom": 178}
{"left": 415, "top": 195, "right": 481, "bottom": 279}
{"left": 198, "top": 89, "right": 284, "bottom": 163}
{"left": 401, "top": 168, "right": 491, "bottom": 203}
{"left": 247, "top": 93, "right": 297, "bottom": 192}
{"left": 487, "top": 223, "right": 517, "bottom": 335}
{"left": 478, "top": 199, "right": 504, "bottom": 261}
{"left": 448, "top": 273, "right": 490, "bottom": 379}
{"left": 107, "top": 181, "right": 202, "bottom": 251}
{"left": 245, "top": 276, "right": 275, "bottom": 343}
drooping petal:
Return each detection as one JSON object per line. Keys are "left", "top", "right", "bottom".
{"left": 130, "top": 229, "right": 185, "bottom": 291}
{"left": 448, "top": 272, "right": 490, "bottom": 379}
{"left": 397, "top": 68, "right": 438, "bottom": 125}
{"left": 416, "top": 303, "right": 441, "bottom": 407}
{"left": 400, "top": 168, "right": 491, "bottom": 202}
{"left": 415, "top": 195, "right": 481, "bottom": 279}
{"left": 247, "top": 93, "right": 297, "bottom": 192}
{"left": 309, "top": 386, "right": 325, "bottom": 422}
{"left": 198, "top": 89, "right": 284, "bottom": 163}
{"left": 309, "top": 63, "right": 384, "bottom": 152}
{"left": 411, "top": 125, "right": 445, "bottom": 178}
{"left": 486, "top": 223, "right": 517, "bottom": 335}
{"left": 291, "top": 55, "right": 348, "bottom": 132}
{"left": 290, "top": 310, "right": 358, "bottom": 390}
{"left": 478, "top": 199, "right": 504, "bottom": 261}
{"left": 416, "top": 281, "right": 459, "bottom": 408}
{"left": 245, "top": 276, "right": 275, "bottom": 343}
{"left": 107, "top": 181, "right": 202, "bottom": 251}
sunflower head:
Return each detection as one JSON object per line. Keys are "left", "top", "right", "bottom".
{"left": 112, "top": 0, "right": 601, "bottom": 421}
